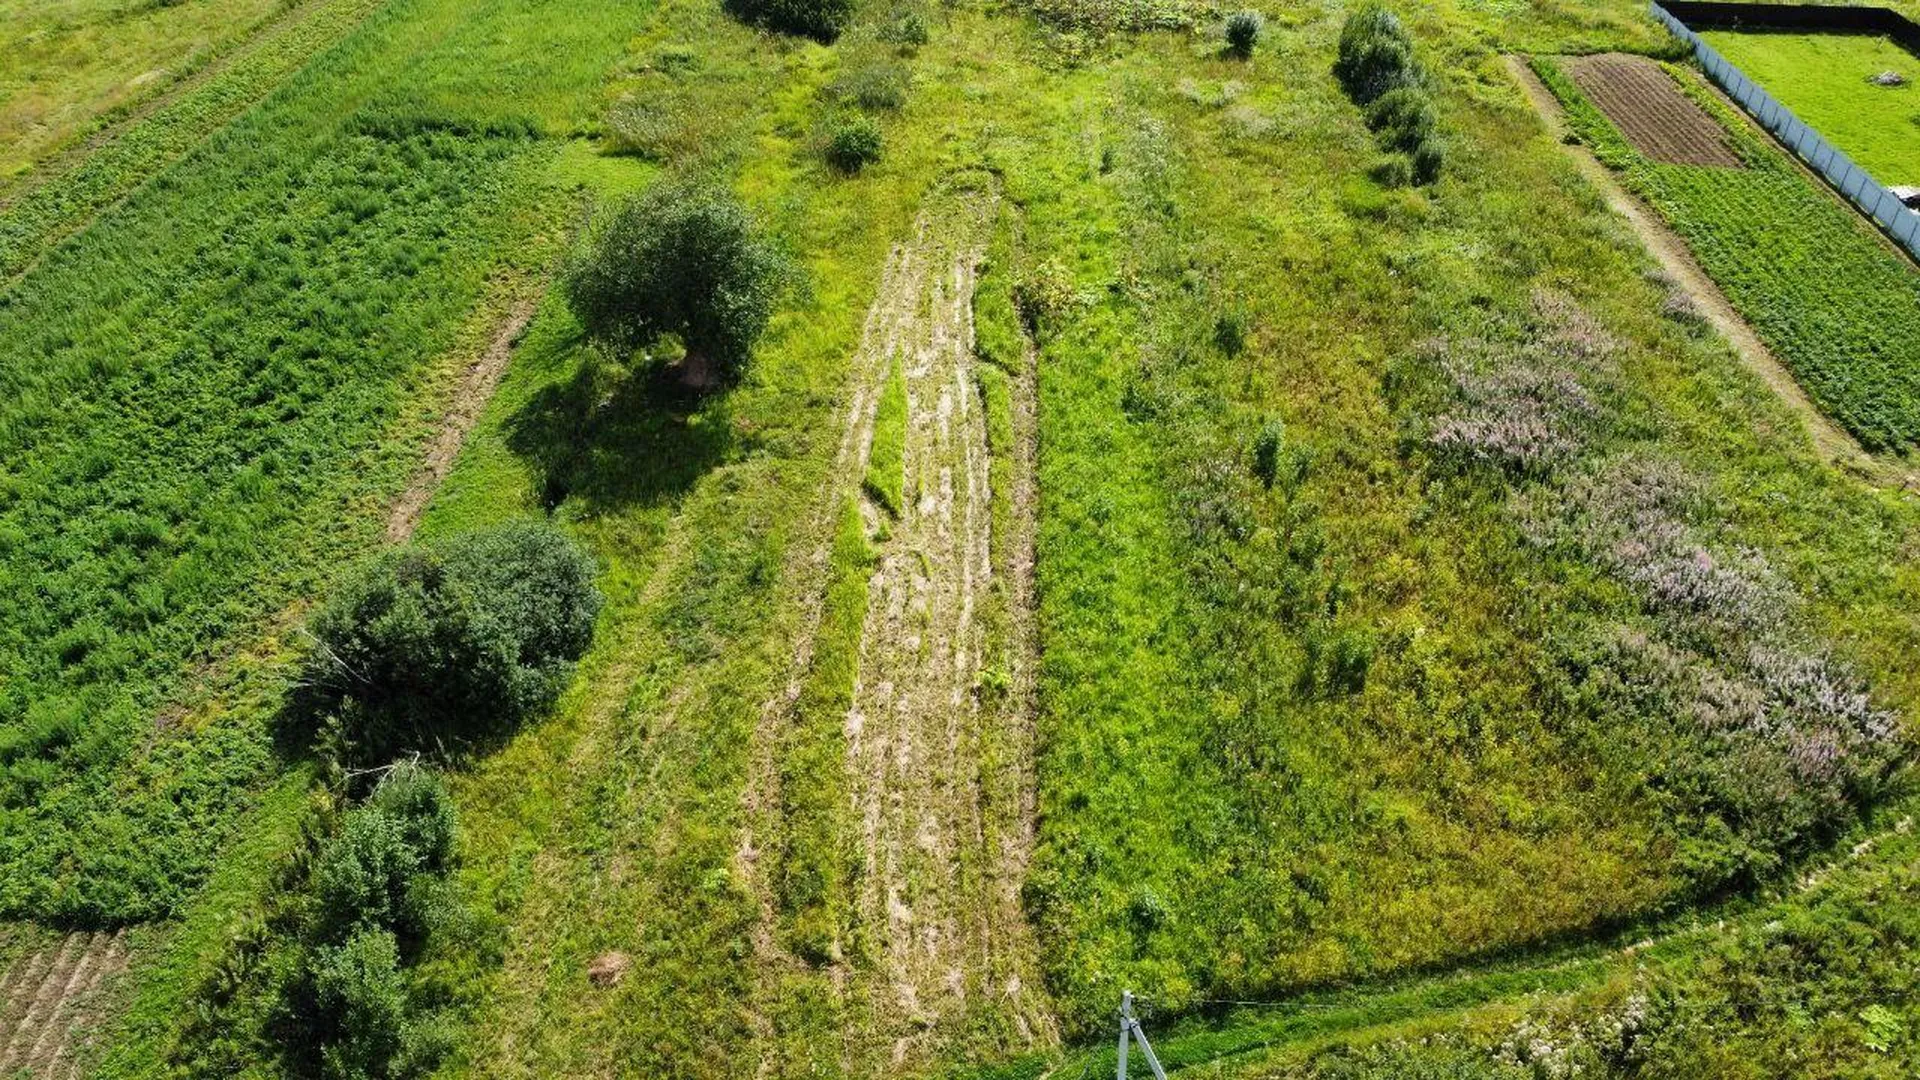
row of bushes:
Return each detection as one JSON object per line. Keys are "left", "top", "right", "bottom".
{"left": 1335, "top": 6, "right": 1445, "bottom": 186}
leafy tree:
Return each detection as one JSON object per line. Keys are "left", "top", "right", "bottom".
{"left": 723, "top": 0, "right": 852, "bottom": 41}
{"left": 564, "top": 184, "right": 783, "bottom": 389}
{"left": 305, "top": 523, "right": 601, "bottom": 760}
{"left": 313, "top": 808, "right": 425, "bottom": 942}
{"left": 367, "top": 762, "right": 456, "bottom": 875}
{"left": 1252, "top": 417, "right": 1286, "bottom": 489}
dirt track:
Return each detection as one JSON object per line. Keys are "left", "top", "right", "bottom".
{"left": 1564, "top": 53, "right": 1743, "bottom": 168}
{"left": 841, "top": 189, "right": 1054, "bottom": 1067}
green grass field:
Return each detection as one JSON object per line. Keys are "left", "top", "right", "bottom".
{"left": 1700, "top": 30, "right": 1920, "bottom": 187}
{"left": 2, "top": 0, "right": 1919, "bottom": 1075}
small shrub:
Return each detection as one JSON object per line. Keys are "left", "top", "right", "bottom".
{"left": 310, "top": 929, "right": 408, "bottom": 1080}
{"left": 1410, "top": 137, "right": 1445, "bottom": 185}
{"left": 878, "top": 5, "right": 930, "bottom": 47}
{"left": 312, "top": 809, "right": 425, "bottom": 942}
{"left": 564, "top": 183, "right": 783, "bottom": 388}
{"left": 367, "top": 763, "right": 456, "bottom": 875}
{"left": 1225, "top": 9, "right": 1263, "bottom": 56}
{"left": 1214, "top": 310, "right": 1247, "bottom": 357}
{"left": 823, "top": 114, "right": 883, "bottom": 172}
{"left": 1369, "top": 155, "right": 1413, "bottom": 188}
{"left": 305, "top": 523, "right": 602, "bottom": 761}
{"left": 723, "top": 0, "right": 852, "bottom": 40}
{"left": 1334, "top": 5, "right": 1421, "bottom": 105}
{"left": 1364, "top": 86, "right": 1435, "bottom": 153}
{"left": 834, "top": 63, "right": 908, "bottom": 112}
{"left": 1252, "top": 417, "right": 1286, "bottom": 489}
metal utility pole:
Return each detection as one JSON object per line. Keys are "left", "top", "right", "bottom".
{"left": 1115, "top": 991, "right": 1168, "bottom": 1080}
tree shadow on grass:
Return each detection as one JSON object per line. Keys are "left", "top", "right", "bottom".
{"left": 505, "top": 345, "right": 734, "bottom": 516}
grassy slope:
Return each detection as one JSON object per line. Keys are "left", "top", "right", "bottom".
{"left": 1010, "top": 0, "right": 1920, "bottom": 1046}
{"left": 1699, "top": 30, "right": 1920, "bottom": 187}
{"left": 0, "top": 0, "right": 286, "bottom": 184}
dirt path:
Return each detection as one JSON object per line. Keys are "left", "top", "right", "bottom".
{"left": 1506, "top": 56, "right": 1920, "bottom": 492}
{"left": 841, "top": 189, "right": 1054, "bottom": 1068}
{"left": 386, "top": 295, "right": 538, "bottom": 540}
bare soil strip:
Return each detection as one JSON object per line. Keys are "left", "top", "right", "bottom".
{"left": 386, "top": 295, "right": 538, "bottom": 540}
{"left": 1508, "top": 56, "right": 1920, "bottom": 491}
{"left": 1563, "top": 53, "right": 1744, "bottom": 168}
{"left": 0, "top": 930, "right": 129, "bottom": 1079}
{"left": 841, "top": 192, "right": 1055, "bottom": 1068}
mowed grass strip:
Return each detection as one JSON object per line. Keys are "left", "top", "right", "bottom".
{"left": 1536, "top": 56, "right": 1920, "bottom": 452}
{"left": 0, "top": 0, "right": 650, "bottom": 927}
{"left": 0, "top": 0, "right": 288, "bottom": 186}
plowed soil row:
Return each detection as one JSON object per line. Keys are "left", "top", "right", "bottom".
{"left": 0, "top": 930, "right": 130, "bottom": 1079}
{"left": 1565, "top": 53, "right": 1744, "bottom": 168}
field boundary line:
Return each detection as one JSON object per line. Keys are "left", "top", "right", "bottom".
{"left": 0, "top": 0, "right": 350, "bottom": 210}
{"left": 1506, "top": 55, "right": 1919, "bottom": 492}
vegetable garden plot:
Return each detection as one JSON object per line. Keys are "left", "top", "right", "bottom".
{"left": 1564, "top": 53, "right": 1744, "bottom": 167}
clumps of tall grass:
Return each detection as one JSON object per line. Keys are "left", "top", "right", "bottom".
{"left": 1334, "top": 5, "right": 1445, "bottom": 185}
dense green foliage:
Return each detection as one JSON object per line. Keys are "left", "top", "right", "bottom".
{"left": 563, "top": 183, "right": 783, "bottom": 388}
{"left": 824, "top": 112, "right": 885, "bottom": 172}
{"left": 1536, "top": 57, "right": 1920, "bottom": 450}
{"left": 1337, "top": 10, "right": 1443, "bottom": 184}
{"left": 1334, "top": 5, "right": 1422, "bottom": 105}
{"left": 1225, "top": 10, "right": 1263, "bottom": 57}
{"left": 303, "top": 523, "right": 602, "bottom": 763}
{"left": 0, "top": 0, "right": 648, "bottom": 930}
{"left": 724, "top": 0, "right": 852, "bottom": 41}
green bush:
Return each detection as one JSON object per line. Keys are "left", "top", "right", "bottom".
{"left": 824, "top": 114, "right": 883, "bottom": 172}
{"left": 304, "top": 523, "right": 601, "bottom": 761}
{"left": 564, "top": 183, "right": 783, "bottom": 389}
{"left": 1364, "top": 86, "right": 1435, "bottom": 153}
{"left": 1214, "top": 310, "right": 1247, "bottom": 357}
{"left": 1334, "top": 5, "right": 1421, "bottom": 105}
{"left": 878, "top": 5, "right": 930, "bottom": 47}
{"left": 1410, "top": 138, "right": 1444, "bottom": 184}
{"left": 1251, "top": 417, "right": 1286, "bottom": 489}
{"left": 310, "top": 928, "right": 408, "bottom": 1080}
{"left": 313, "top": 808, "right": 430, "bottom": 942}
{"left": 834, "top": 62, "right": 909, "bottom": 112}
{"left": 723, "top": 0, "right": 852, "bottom": 40}
{"left": 367, "top": 763, "right": 456, "bottom": 875}
{"left": 1369, "top": 154, "right": 1413, "bottom": 187}
{"left": 1225, "top": 10, "right": 1263, "bottom": 56}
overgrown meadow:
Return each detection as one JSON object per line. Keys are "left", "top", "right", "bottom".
{"left": 2, "top": 0, "right": 1918, "bottom": 1074}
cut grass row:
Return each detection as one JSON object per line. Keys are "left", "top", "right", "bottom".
{"left": 0, "top": 0, "right": 388, "bottom": 283}
{"left": 1533, "top": 55, "right": 1920, "bottom": 452}
{"left": 0, "top": 0, "right": 289, "bottom": 186}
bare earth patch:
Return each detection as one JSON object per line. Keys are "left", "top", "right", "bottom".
{"left": 1564, "top": 53, "right": 1744, "bottom": 168}
{"left": 0, "top": 930, "right": 130, "bottom": 1079}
